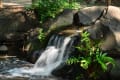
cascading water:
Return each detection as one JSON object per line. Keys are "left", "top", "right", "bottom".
{"left": 31, "top": 35, "right": 72, "bottom": 76}
{"left": 6, "top": 35, "right": 74, "bottom": 77}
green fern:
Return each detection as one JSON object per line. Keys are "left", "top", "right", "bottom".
{"left": 67, "top": 31, "right": 115, "bottom": 79}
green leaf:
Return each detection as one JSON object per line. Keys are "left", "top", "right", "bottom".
{"left": 104, "top": 56, "right": 115, "bottom": 67}
{"left": 99, "top": 60, "right": 107, "bottom": 71}
{"left": 66, "top": 57, "right": 80, "bottom": 65}
{"left": 80, "top": 59, "right": 90, "bottom": 69}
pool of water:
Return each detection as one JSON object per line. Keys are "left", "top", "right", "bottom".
{"left": 0, "top": 56, "right": 67, "bottom": 80}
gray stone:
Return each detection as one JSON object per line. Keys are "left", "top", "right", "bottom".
{"left": 86, "top": 6, "right": 120, "bottom": 51}
{"left": 46, "top": 9, "right": 77, "bottom": 35}
{"left": 0, "top": 45, "right": 8, "bottom": 51}
{"left": 74, "top": 6, "right": 105, "bottom": 26}
{"left": 101, "top": 6, "right": 120, "bottom": 49}
{"left": 87, "top": 20, "right": 103, "bottom": 39}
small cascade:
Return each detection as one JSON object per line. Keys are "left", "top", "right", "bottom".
{"left": 6, "top": 35, "right": 75, "bottom": 77}
{"left": 31, "top": 35, "right": 73, "bottom": 76}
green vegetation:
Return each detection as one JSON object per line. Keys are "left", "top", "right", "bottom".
{"left": 31, "top": 0, "right": 81, "bottom": 49}
{"left": 67, "top": 31, "right": 115, "bottom": 80}
{"left": 32, "top": 0, "right": 80, "bottom": 23}
{"left": 38, "top": 28, "right": 46, "bottom": 43}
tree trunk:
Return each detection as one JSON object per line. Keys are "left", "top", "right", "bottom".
{"left": 0, "top": 0, "right": 3, "bottom": 8}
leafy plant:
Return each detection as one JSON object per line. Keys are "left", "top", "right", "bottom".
{"left": 32, "top": 0, "right": 80, "bottom": 23}
{"left": 67, "top": 31, "right": 115, "bottom": 80}
{"left": 38, "top": 28, "right": 45, "bottom": 42}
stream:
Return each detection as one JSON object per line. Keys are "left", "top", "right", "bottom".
{"left": 0, "top": 57, "right": 68, "bottom": 80}
{"left": 0, "top": 35, "right": 74, "bottom": 80}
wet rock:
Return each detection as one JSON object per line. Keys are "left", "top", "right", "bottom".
{"left": 0, "top": 45, "right": 8, "bottom": 51}
{"left": 30, "top": 50, "right": 43, "bottom": 63}
{"left": 0, "top": 45, "right": 8, "bottom": 54}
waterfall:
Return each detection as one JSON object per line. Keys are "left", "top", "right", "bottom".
{"left": 7, "top": 35, "right": 74, "bottom": 77}
{"left": 31, "top": 35, "right": 73, "bottom": 76}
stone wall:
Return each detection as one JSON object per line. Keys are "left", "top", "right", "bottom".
{"left": 0, "top": 4, "right": 39, "bottom": 55}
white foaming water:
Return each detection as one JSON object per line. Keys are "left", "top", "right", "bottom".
{"left": 8, "top": 35, "right": 72, "bottom": 77}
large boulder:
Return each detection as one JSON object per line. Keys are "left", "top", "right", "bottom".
{"left": 87, "top": 20, "right": 116, "bottom": 51}
{"left": 84, "top": 6, "right": 120, "bottom": 51}
{"left": 74, "top": 6, "right": 105, "bottom": 26}
{"left": 101, "top": 6, "right": 120, "bottom": 50}
{"left": 43, "top": 9, "right": 77, "bottom": 35}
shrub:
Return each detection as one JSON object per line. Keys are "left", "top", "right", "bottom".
{"left": 32, "top": 0, "right": 80, "bottom": 23}
{"left": 67, "top": 31, "right": 115, "bottom": 80}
